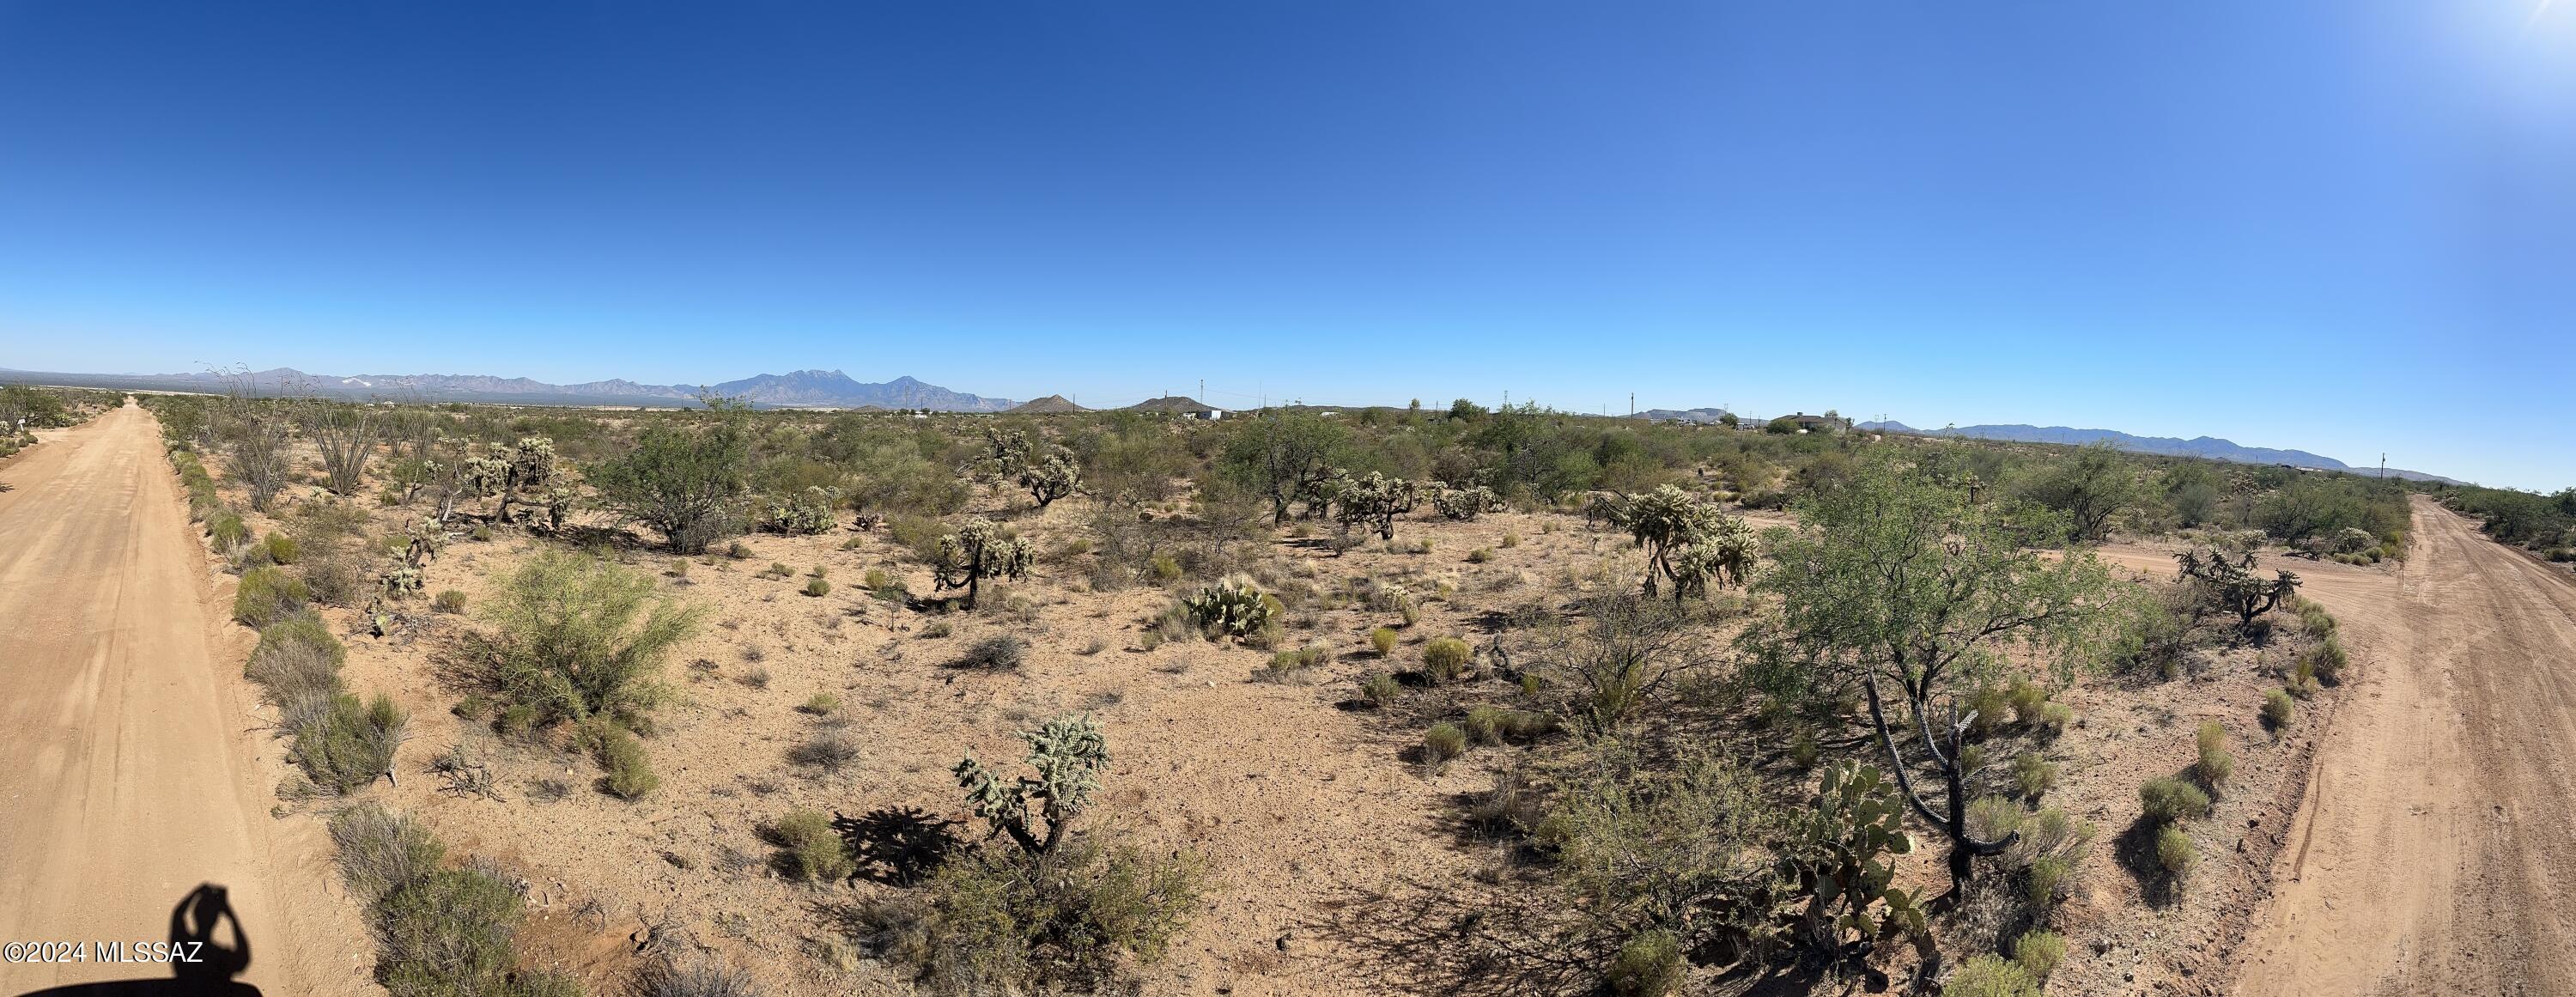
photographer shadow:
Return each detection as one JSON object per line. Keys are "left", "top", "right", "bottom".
{"left": 15, "top": 884, "right": 261, "bottom": 996}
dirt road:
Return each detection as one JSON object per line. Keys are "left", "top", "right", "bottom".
{"left": 0, "top": 404, "right": 364, "bottom": 994}
{"left": 2230, "top": 496, "right": 2576, "bottom": 995}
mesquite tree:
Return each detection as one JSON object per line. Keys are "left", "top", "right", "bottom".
{"left": 1334, "top": 471, "right": 1421, "bottom": 541}
{"left": 953, "top": 714, "right": 1109, "bottom": 857}
{"left": 588, "top": 419, "right": 752, "bottom": 553}
{"left": 1220, "top": 410, "right": 1351, "bottom": 526}
{"left": 1754, "top": 456, "right": 2113, "bottom": 893}
{"left": 1602, "top": 485, "right": 1757, "bottom": 599}
{"left": 933, "top": 517, "right": 1036, "bottom": 610}
{"left": 2175, "top": 548, "right": 2300, "bottom": 628}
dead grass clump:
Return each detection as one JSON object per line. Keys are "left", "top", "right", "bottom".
{"left": 789, "top": 730, "right": 863, "bottom": 775}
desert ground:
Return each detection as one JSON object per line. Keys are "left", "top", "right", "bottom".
{"left": 3, "top": 401, "right": 2573, "bottom": 995}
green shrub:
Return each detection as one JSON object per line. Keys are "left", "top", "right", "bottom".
{"left": 1500, "top": 530, "right": 1521, "bottom": 548}
{"left": 801, "top": 692, "right": 841, "bottom": 716}
{"left": 1604, "top": 928, "right": 1682, "bottom": 997}
{"left": 2156, "top": 822, "right": 2196, "bottom": 877}
{"left": 262, "top": 531, "right": 300, "bottom": 564}
{"left": 1946, "top": 954, "right": 2039, "bottom": 997}
{"left": 327, "top": 803, "right": 444, "bottom": 903}
{"left": 2011, "top": 752, "right": 2059, "bottom": 799}
{"left": 2195, "top": 720, "right": 2234, "bottom": 786}
{"left": 2004, "top": 678, "right": 2049, "bottom": 725}
{"left": 1361, "top": 673, "right": 1401, "bottom": 707}
{"left": 2304, "top": 636, "right": 2348, "bottom": 684}
{"left": 804, "top": 577, "right": 832, "bottom": 598}
{"left": 1966, "top": 795, "right": 2024, "bottom": 842}
{"left": 887, "top": 836, "right": 1200, "bottom": 994}
{"left": 584, "top": 720, "right": 659, "bottom": 800}
{"left": 1462, "top": 705, "right": 1506, "bottom": 744}
{"left": 470, "top": 524, "right": 494, "bottom": 543}
{"left": 2036, "top": 702, "right": 2075, "bottom": 733}
{"left": 2139, "top": 775, "right": 2211, "bottom": 824}
{"left": 234, "top": 566, "right": 309, "bottom": 627}
{"left": 2014, "top": 929, "right": 2066, "bottom": 980}
{"left": 483, "top": 551, "right": 701, "bottom": 730}
{"left": 432, "top": 589, "right": 467, "bottom": 614}
{"left": 208, "top": 511, "right": 249, "bottom": 551}
{"left": 1420, "top": 636, "right": 1472, "bottom": 681}
{"left": 1966, "top": 684, "right": 2012, "bottom": 739}
{"left": 1424, "top": 722, "right": 1467, "bottom": 763}
{"left": 771, "top": 809, "right": 855, "bottom": 883}
{"left": 254, "top": 611, "right": 347, "bottom": 672}
{"left": 2025, "top": 856, "right": 2073, "bottom": 909}
{"left": 1370, "top": 626, "right": 1400, "bottom": 657}
{"left": 294, "top": 693, "right": 407, "bottom": 793}
{"left": 2263, "top": 687, "right": 2296, "bottom": 728}
{"left": 374, "top": 866, "right": 531, "bottom": 997}
{"left": 1467, "top": 547, "right": 1494, "bottom": 564}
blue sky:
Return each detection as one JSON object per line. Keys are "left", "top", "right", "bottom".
{"left": 2, "top": 3, "right": 2570, "bottom": 488}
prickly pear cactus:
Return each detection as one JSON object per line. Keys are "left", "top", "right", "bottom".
{"left": 1181, "top": 574, "right": 1279, "bottom": 640}
{"left": 1782, "top": 761, "right": 1917, "bottom": 952}
{"left": 1432, "top": 483, "right": 1502, "bottom": 520}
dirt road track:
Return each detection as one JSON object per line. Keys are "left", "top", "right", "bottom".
{"left": 2228, "top": 496, "right": 2576, "bottom": 996}
{"left": 0, "top": 404, "right": 366, "bottom": 994}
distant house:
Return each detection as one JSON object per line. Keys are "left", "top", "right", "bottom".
{"left": 1123, "top": 396, "right": 1224, "bottom": 420}
{"left": 1786, "top": 412, "right": 1841, "bottom": 432}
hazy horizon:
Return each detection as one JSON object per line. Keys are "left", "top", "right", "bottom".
{"left": 5, "top": 2, "right": 2571, "bottom": 489}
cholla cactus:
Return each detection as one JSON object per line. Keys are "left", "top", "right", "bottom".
{"left": 1780, "top": 761, "right": 1919, "bottom": 956}
{"left": 1180, "top": 574, "right": 1280, "bottom": 641}
{"left": 1431, "top": 483, "right": 1503, "bottom": 521}
{"left": 1334, "top": 471, "right": 1423, "bottom": 541}
{"left": 2176, "top": 547, "right": 2300, "bottom": 627}
{"left": 2330, "top": 527, "right": 2375, "bottom": 555}
{"left": 933, "top": 517, "right": 1036, "bottom": 610}
{"left": 379, "top": 566, "right": 425, "bottom": 599}
{"left": 952, "top": 714, "right": 1109, "bottom": 856}
{"left": 538, "top": 486, "right": 578, "bottom": 533}
{"left": 403, "top": 516, "right": 447, "bottom": 568}
{"left": 461, "top": 451, "right": 510, "bottom": 508}
{"left": 761, "top": 485, "right": 841, "bottom": 535}
{"left": 1603, "top": 484, "right": 1757, "bottom": 599}
{"left": 1017, "top": 449, "right": 1081, "bottom": 510}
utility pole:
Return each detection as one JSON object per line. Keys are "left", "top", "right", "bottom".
{"left": 1629, "top": 392, "right": 1635, "bottom": 416}
{"left": 1200, "top": 378, "right": 1205, "bottom": 401}
{"left": 2380, "top": 453, "right": 2387, "bottom": 478}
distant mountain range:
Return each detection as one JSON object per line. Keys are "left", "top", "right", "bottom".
{"left": 1857, "top": 421, "right": 2460, "bottom": 484}
{"left": 0, "top": 367, "right": 1013, "bottom": 411}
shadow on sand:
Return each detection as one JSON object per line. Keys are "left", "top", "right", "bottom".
{"left": 14, "top": 884, "right": 262, "bottom": 996}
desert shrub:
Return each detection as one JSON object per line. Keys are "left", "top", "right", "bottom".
{"left": 2036, "top": 702, "right": 2075, "bottom": 733}
{"left": 1958, "top": 744, "right": 1986, "bottom": 778}
{"left": 263, "top": 531, "right": 300, "bottom": 564}
{"left": 254, "top": 611, "right": 347, "bottom": 671}
{"left": 432, "top": 589, "right": 467, "bottom": 614}
{"left": 1467, "top": 547, "right": 1494, "bottom": 564}
{"left": 2014, "top": 929, "right": 2066, "bottom": 980}
{"left": 483, "top": 551, "right": 701, "bottom": 730}
{"left": 1420, "top": 636, "right": 1473, "bottom": 681}
{"left": 587, "top": 417, "right": 753, "bottom": 553}
{"left": 1361, "top": 673, "right": 1401, "bottom": 707}
{"left": 635, "top": 957, "right": 766, "bottom": 997}
{"left": 1370, "top": 626, "right": 1400, "bottom": 657}
{"left": 208, "top": 510, "right": 250, "bottom": 551}
{"left": 1946, "top": 954, "right": 2039, "bottom": 997}
{"left": 470, "top": 524, "right": 494, "bottom": 542}
{"left": 2263, "top": 687, "right": 2296, "bottom": 728}
{"left": 234, "top": 566, "right": 310, "bottom": 627}
{"left": 886, "top": 836, "right": 1201, "bottom": 995}
{"left": 295, "top": 693, "right": 408, "bottom": 793}
{"left": 865, "top": 568, "right": 908, "bottom": 602}
{"left": 374, "top": 866, "right": 536, "bottom": 997}
{"left": 804, "top": 577, "right": 832, "bottom": 598}
{"left": 771, "top": 810, "right": 855, "bottom": 884}
{"left": 1424, "top": 722, "right": 1467, "bottom": 763}
{"left": 955, "top": 635, "right": 1028, "bottom": 670}
{"left": 583, "top": 720, "right": 659, "bottom": 799}
{"left": 1966, "top": 795, "right": 2024, "bottom": 842}
{"left": 1604, "top": 928, "right": 1683, "bottom": 996}
{"left": 2004, "top": 678, "right": 2048, "bottom": 725}
{"left": 726, "top": 540, "right": 755, "bottom": 559}
{"left": 2295, "top": 598, "right": 2337, "bottom": 636}
{"left": 920, "top": 620, "right": 953, "bottom": 640}
{"left": 800, "top": 693, "right": 841, "bottom": 716}
{"left": 328, "top": 803, "right": 446, "bottom": 904}
{"left": 1462, "top": 705, "right": 1507, "bottom": 744}
{"left": 1965, "top": 684, "right": 2012, "bottom": 739}
{"left": 1501, "top": 530, "right": 1522, "bottom": 548}
{"left": 789, "top": 729, "right": 863, "bottom": 775}
{"left": 2195, "top": 720, "right": 2234, "bottom": 786}
{"left": 2304, "top": 636, "right": 2348, "bottom": 684}
{"left": 2156, "top": 823, "right": 2197, "bottom": 877}
{"left": 2011, "top": 752, "right": 2059, "bottom": 799}
{"left": 301, "top": 552, "right": 365, "bottom": 607}
{"left": 2138, "top": 776, "right": 2211, "bottom": 824}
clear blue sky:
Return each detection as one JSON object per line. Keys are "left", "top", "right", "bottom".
{"left": 3, "top": 3, "right": 2570, "bottom": 488}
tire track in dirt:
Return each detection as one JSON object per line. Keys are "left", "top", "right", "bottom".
{"left": 2233, "top": 495, "right": 2576, "bottom": 996}
{"left": 0, "top": 404, "right": 369, "bottom": 994}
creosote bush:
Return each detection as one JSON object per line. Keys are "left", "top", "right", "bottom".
{"left": 2263, "top": 687, "right": 2296, "bottom": 728}
{"left": 2138, "top": 775, "right": 2211, "bottom": 824}
{"left": 1423, "top": 722, "right": 1467, "bottom": 763}
{"left": 481, "top": 550, "right": 702, "bottom": 732}
{"left": 234, "top": 566, "right": 310, "bottom": 628}
{"left": 1420, "top": 636, "right": 1472, "bottom": 681}
{"left": 804, "top": 577, "right": 832, "bottom": 598}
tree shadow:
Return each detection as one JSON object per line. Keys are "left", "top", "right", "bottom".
{"left": 15, "top": 883, "right": 262, "bottom": 995}
{"left": 835, "top": 806, "right": 963, "bottom": 886}
{"left": 1299, "top": 875, "right": 1604, "bottom": 997}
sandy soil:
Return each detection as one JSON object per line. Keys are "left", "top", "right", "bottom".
{"left": 0, "top": 404, "right": 370, "bottom": 994}
{"left": 2231, "top": 496, "right": 2576, "bottom": 996}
